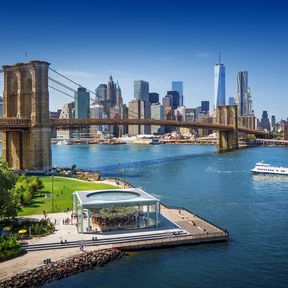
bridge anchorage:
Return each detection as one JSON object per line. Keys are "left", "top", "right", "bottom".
{"left": 0, "top": 60, "right": 266, "bottom": 171}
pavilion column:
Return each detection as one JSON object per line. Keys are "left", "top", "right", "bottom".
{"left": 155, "top": 202, "right": 158, "bottom": 228}
{"left": 80, "top": 205, "right": 83, "bottom": 233}
{"left": 87, "top": 208, "right": 90, "bottom": 231}
{"left": 147, "top": 205, "right": 150, "bottom": 227}
{"left": 72, "top": 193, "right": 76, "bottom": 213}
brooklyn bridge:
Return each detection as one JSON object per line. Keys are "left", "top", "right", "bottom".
{"left": 0, "top": 60, "right": 267, "bottom": 171}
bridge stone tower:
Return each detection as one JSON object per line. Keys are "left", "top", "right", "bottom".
{"left": 2, "top": 61, "right": 52, "bottom": 171}
{"left": 216, "top": 105, "right": 239, "bottom": 152}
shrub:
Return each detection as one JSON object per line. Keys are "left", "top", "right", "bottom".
{"left": 0, "top": 235, "right": 24, "bottom": 262}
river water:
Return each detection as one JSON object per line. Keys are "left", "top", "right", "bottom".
{"left": 9, "top": 144, "right": 288, "bottom": 287}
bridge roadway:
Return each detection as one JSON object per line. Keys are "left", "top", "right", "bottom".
{"left": 0, "top": 118, "right": 267, "bottom": 135}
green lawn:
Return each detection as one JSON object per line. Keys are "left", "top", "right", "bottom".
{"left": 17, "top": 177, "right": 116, "bottom": 216}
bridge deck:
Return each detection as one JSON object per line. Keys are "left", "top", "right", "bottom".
{"left": 0, "top": 118, "right": 267, "bottom": 135}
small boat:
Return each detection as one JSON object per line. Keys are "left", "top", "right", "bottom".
{"left": 56, "top": 140, "right": 71, "bottom": 145}
{"left": 251, "top": 162, "right": 288, "bottom": 176}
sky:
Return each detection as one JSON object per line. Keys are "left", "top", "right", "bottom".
{"left": 0, "top": 0, "right": 288, "bottom": 120}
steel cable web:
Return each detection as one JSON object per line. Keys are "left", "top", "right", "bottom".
{"left": 48, "top": 67, "right": 148, "bottom": 119}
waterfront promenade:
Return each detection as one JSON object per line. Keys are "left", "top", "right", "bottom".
{"left": 0, "top": 204, "right": 227, "bottom": 281}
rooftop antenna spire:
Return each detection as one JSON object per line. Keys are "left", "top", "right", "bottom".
{"left": 218, "top": 49, "right": 221, "bottom": 64}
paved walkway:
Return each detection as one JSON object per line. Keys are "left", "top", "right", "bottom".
{"left": 160, "top": 205, "right": 223, "bottom": 235}
{"left": 0, "top": 245, "right": 111, "bottom": 281}
{"left": 0, "top": 205, "right": 227, "bottom": 281}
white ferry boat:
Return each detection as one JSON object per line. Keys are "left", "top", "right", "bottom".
{"left": 252, "top": 162, "right": 288, "bottom": 176}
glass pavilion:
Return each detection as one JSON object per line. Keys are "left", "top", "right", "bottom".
{"left": 72, "top": 188, "right": 160, "bottom": 233}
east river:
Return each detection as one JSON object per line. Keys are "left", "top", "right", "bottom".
{"left": 7, "top": 144, "right": 288, "bottom": 287}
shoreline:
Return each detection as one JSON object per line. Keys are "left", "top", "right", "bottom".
{"left": 0, "top": 177, "right": 228, "bottom": 284}
{"left": 0, "top": 177, "right": 130, "bottom": 283}
{"left": 0, "top": 249, "right": 125, "bottom": 288}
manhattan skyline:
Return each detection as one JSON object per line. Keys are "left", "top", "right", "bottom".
{"left": 0, "top": 0, "right": 288, "bottom": 119}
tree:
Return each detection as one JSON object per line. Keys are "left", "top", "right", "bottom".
{"left": 12, "top": 175, "right": 44, "bottom": 206}
{"left": 71, "top": 164, "right": 77, "bottom": 174}
{"left": 0, "top": 159, "right": 17, "bottom": 219}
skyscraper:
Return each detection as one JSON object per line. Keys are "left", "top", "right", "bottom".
{"left": 172, "top": 81, "right": 183, "bottom": 106}
{"left": 74, "top": 87, "right": 90, "bottom": 119}
{"left": 115, "top": 81, "right": 123, "bottom": 107}
{"left": 128, "top": 99, "right": 151, "bottom": 135}
{"left": 260, "top": 111, "right": 271, "bottom": 131}
{"left": 134, "top": 80, "right": 149, "bottom": 101}
{"left": 201, "top": 101, "right": 209, "bottom": 113}
{"left": 229, "top": 97, "right": 235, "bottom": 105}
{"left": 237, "top": 71, "right": 249, "bottom": 116}
{"left": 151, "top": 103, "right": 164, "bottom": 134}
{"left": 167, "top": 91, "right": 180, "bottom": 109}
{"left": 271, "top": 115, "right": 276, "bottom": 131}
{"left": 107, "top": 75, "right": 116, "bottom": 107}
{"left": 247, "top": 88, "right": 253, "bottom": 115}
{"left": 90, "top": 103, "right": 107, "bottom": 133}
{"left": 149, "top": 92, "right": 159, "bottom": 104}
{"left": 214, "top": 55, "right": 225, "bottom": 108}
{"left": 162, "top": 95, "right": 172, "bottom": 108}
{"left": 95, "top": 84, "right": 107, "bottom": 104}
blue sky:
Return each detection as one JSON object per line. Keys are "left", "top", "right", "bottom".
{"left": 0, "top": 0, "right": 288, "bottom": 120}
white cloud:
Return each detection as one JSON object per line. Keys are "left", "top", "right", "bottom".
{"left": 57, "top": 70, "right": 97, "bottom": 79}
{"left": 196, "top": 52, "right": 212, "bottom": 58}
{"left": 106, "top": 70, "right": 133, "bottom": 79}
{"left": 161, "top": 56, "right": 174, "bottom": 62}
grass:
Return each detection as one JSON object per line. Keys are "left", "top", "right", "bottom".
{"left": 17, "top": 176, "right": 116, "bottom": 216}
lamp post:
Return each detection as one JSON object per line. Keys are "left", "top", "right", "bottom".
{"left": 52, "top": 172, "right": 55, "bottom": 213}
{"left": 117, "top": 162, "right": 120, "bottom": 187}
{"left": 123, "top": 168, "right": 125, "bottom": 188}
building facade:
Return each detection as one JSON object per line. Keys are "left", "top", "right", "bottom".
{"left": 172, "top": 81, "right": 183, "bottom": 106}
{"left": 229, "top": 97, "right": 235, "bottom": 105}
{"left": 201, "top": 101, "right": 209, "bottom": 113}
{"left": 151, "top": 103, "right": 164, "bottom": 134}
{"left": 95, "top": 84, "right": 107, "bottom": 104}
{"left": 237, "top": 71, "right": 248, "bottom": 116}
{"left": 128, "top": 99, "right": 151, "bottom": 135}
{"left": 89, "top": 103, "right": 109, "bottom": 134}
{"left": 57, "top": 102, "right": 75, "bottom": 139}
{"left": 134, "top": 80, "right": 149, "bottom": 101}
{"left": 260, "top": 111, "right": 271, "bottom": 131}
{"left": 162, "top": 95, "right": 172, "bottom": 108}
{"left": 284, "top": 122, "right": 288, "bottom": 140}
{"left": 167, "top": 91, "right": 180, "bottom": 110}
{"left": 214, "top": 63, "right": 225, "bottom": 108}
{"left": 271, "top": 115, "right": 276, "bottom": 131}
{"left": 107, "top": 75, "right": 116, "bottom": 108}
{"left": 75, "top": 87, "right": 90, "bottom": 119}
{"left": 149, "top": 92, "right": 159, "bottom": 104}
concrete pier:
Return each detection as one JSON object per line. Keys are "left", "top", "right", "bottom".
{"left": 111, "top": 205, "right": 228, "bottom": 250}
{"left": 21, "top": 204, "right": 228, "bottom": 252}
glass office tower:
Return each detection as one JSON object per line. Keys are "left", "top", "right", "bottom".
{"left": 214, "top": 63, "right": 225, "bottom": 108}
{"left": 172, "top": 81, "right": 183, "bottom": 106}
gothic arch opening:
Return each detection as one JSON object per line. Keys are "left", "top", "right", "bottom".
{"left": 23, "top": 76, "right": 32, "bottom": 118}
{"left": 9, "top": 75, "right": 18, "bottom": 117}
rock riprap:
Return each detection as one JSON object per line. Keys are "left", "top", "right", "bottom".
{"left": 0, "top": 249, "right": 125, "bottom": 288}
